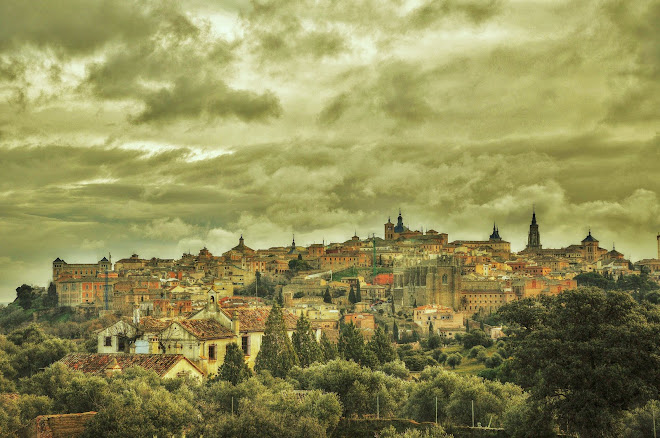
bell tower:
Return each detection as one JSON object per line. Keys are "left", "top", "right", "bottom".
{"left": 526, "top": 208, "right": 542, "bottom": 251}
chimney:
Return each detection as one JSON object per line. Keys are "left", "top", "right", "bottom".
{"left": 149, "top": 337, "right": 160, "bottom": 354}
{"left": 232, "top": 310, "right": 240, "bottom": 335}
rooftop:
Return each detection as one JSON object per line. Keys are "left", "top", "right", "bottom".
{"left": 58, "top": 353, "right": 195, "bottom": 377}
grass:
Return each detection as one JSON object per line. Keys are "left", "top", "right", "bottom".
{"left": 442, "top": 344, "right": 499, "bottom": 376}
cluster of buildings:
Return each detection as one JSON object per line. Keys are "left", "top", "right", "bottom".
{"left": 48, "top": 210, "right": 660, "bottom": 378}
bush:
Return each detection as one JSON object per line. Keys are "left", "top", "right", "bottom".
{"left": 446, "top": 353, "right": 462, "bottom": 369}
{"left": 468, "top": 345, "right": 486, "bottom": 359}
{"left": 485, "top": 353, "right": 503, "bottom": 369}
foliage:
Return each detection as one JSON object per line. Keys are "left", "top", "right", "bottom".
{"left": 403, "top": 366, "right": 526, "bottom": 428}
{"left": 195, "top": 375, "right": 341, "bottom": 437}
{"left": 255, "top": 304, "right": 298, "bottom": 378}
{"left": 320, "top": 331, "right": 338, "bottom": 362}
{"left": 485, "top": 353, "right": 503, "bottom": 369}
{"left": 291, "top": 314, "right": 323, "bottom": 368}
{"left": 81, "top": 368, "right": 197, "bottom": 438}
{"left": 323, "top": 287, "right": 332, "bottom": 303}
{"left": 43, "top": 282, "right": 58, "bottom": 308}
{"left": 620, "top": 400, "right": 660, "bottom": 438}
{"left": 379, "top": 424, "right": 451, "bottom": 438}
{"left": 367, "top": 326, "right": 397, "bottom": 365}
{"left": 468, "top": 345, "right": 486, "bottom": 359}
{"left": 15, "top": 284, "right": 38, "bottom": 310}
{"left": 498, "top": 287, "right": 660, "bottom": 437}
{"left": 460, "top": 329, "right": 493, "bottom": 349}
{"left": 218, "top": 342, "right": 252, "bottom": 385}
{"left": 288, "top": 359, "right": 408, "bottom": 418}
{"left": 348, "top": 286, "right": 357, "bottom": 304}
{"left": 445, "top": 353, "right": 462, "bottom": 369}
{"left": 338, "top": 322, "right": 366, "bottom": 364}
{"left": 378, "top": 360, "right": 410, "bottom": 379}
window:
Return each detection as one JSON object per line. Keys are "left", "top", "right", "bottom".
{"left": 442, "top": 274, "right": 448, "bottom": 284}
{"left": 117, "top": 337, "right": 125, "bottom": 352}
{"left": 209, "top": 345, "right": 217, "bottom": 361}
{"left": 104, "top": 336, "right": 112, "bottom": 347}
{"left": 242, "top": 335, "right": 250, "bottom": 356}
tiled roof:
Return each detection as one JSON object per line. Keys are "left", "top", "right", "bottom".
{"left": 58, "top": 353, "right": 192, "bottom": 377}
{"left": 220, "top": 307, "right": 298, "bottom": 332}
{"left": 36, "top": 412, "right": 97, "bottom": 438}
{"left": 138, "top": 317, "right": 172, "bottom": 332}
{"left": 177, "top": 319, "right": 235, "bottom": 340}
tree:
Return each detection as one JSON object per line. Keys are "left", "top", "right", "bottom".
{"left": 461, "top": 329, "right": 492, "bottom": 349}
{"left": 320, "top": 331, "right": 338, "bottom": 362}
{"left": 337, "top": 322, "right": 365, "bottom": 364}
{"left": 355, "top": 282, "right": 362, "bottom": 302}
{"left": 348, "top": 286, "right": 357, "bottom": 304}
{"left": 292, "top": 314, "right": 323, "bottom": 368}
{"left": 43, "top": 282, "right": 58, "bottom": 308}
{"left": 393, "top": 321, "right": 399, "bottom": 342}
{"left": 15, "top": 284, "right": 36, "bottom": 310}
{"left": 218, "top": 342, "right": 252, "bottom": 385}
{"left": 367, "top": 326, "right": 396, "bottom": 365}
{"left": 446, "top": 353, "right": 462, "bottom": 369}
{"left": 498, "top": 287, "right": 660, "bottom": 437}
{"left": 323, "top": 287, "right": 332, "bottom": 304}
{"left": 255, "top": 304, "right": 299, "bottom": 378}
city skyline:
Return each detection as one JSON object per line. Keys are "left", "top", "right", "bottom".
{"left": 1, "top": 0, "right": 658, "bottom": 301}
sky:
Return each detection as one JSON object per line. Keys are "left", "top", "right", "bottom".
{"left": 0, "top": 0, "right": 658, "bottom": 301}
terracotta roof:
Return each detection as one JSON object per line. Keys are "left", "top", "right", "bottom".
{"left": 138, "top": 317, "right": 172, "bottom": 332}
{"left": 220, "top": 307, "right": 298, "bottom": 332}
{"left": 177, "top": 319, "right": 235, "bottom": 340}
{"left": 36, "top": 412, "right": 97, "bottom": 438}
{"left": 58, "top": 353, "right": 196, "bottom": 377}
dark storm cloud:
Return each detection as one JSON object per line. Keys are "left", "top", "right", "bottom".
{"left": 132, "top": 76, "right": 282, "bottom": 123}
{"left": 0, "top": 0, "right": 180, "bottom": 55}
{"left": 0, "top": 0, "right": 658, "bottom": 300}
{"left": 408, "top": 0, "right": 502, "bottom": 29}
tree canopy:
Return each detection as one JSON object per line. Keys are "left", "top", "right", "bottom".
{"left": 254, "top": 304, "right": 299, "bottom": 378}
{"left": 498, "top": 287, "right": 660, "bottom": 437}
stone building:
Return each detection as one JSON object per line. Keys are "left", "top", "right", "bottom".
{"left": 394, "top": 255, "right": 462, "bottom": 310}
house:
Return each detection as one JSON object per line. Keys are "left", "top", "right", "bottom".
{"left": 97, "top": 316, "right": 171, "bottom": 354}
{"left": 192, "top": 306, "right": 298, "bottom": 369}
{"left": 158, "top": 319, "right": 237, "bottom": 376}
{"left": 58, "top": 353, "right": 204, "bottom": 381}
{"left": 412, "top": 305, "right": 464, "bottom": 338}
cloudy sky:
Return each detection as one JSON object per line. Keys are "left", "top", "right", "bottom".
{"left": 0, "top": 0, "right": 658, "bottom": 301}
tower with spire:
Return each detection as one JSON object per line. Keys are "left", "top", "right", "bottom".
{"left": 489, "top": 223, "right": 502, "bottom": 242}
{"left": 526, "top": 208, "right": 542, "bottom": 251}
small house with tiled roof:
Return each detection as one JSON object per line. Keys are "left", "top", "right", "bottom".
{"left": 58, "top": 353, "right": 203, "bottom": 381}
{"left": 97, "top": 315, "right": 171, "bottom": 354}
{"left": 190, "top": 303, "right": 299, "bottom": 369}
{"left": 158, "top": 318, "right": 237, "bottom": 376}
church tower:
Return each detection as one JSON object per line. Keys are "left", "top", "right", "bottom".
{"left": 526, "top": 209, "right": 542, "bottom": 251}
{"left": 384, "top": 217, "right": 394, "bottom": 240}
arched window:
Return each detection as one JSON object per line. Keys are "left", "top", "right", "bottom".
{"left": 442, "top": 274, "right": 448, "bottom": 284}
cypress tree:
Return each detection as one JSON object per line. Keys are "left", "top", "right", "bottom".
{"left": 393, "top": 321, "right": 399, "bottom": 342}
{"left": 367, "top": 326, "right": 396, "bottom": 364}
{"left": 255, "top": 304, "right": 298, "bottom": 378}
{"left": 218, "top": 343, "right": 252, "bottom": 385}
{"left": 356, "top": 282, "right": 362, "bottom": 302}
{"left": 323, "top": 287, "right": 332, "bottom": 304}
{"left": 338, "top": 322, "right": 365, "bottom": 363}
{"left": 291, "top": 314, "right": 323, "bottom": 367}
{"left": 320, "top": 331, "right": 338, "bottom": 361}
{"left": 348, "top": 286, "right": 357, "bottom": 304}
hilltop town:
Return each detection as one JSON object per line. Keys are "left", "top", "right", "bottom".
{"left": 43, "top": 210, "right": 660, "bottom": 378}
